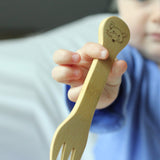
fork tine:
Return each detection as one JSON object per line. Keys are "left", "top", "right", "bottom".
{"left": 70, "top": 149, "right": 83, "bottom": 160}
{"left": 50, "top": 138, "right": 63, "bottom": 160}
{"left": 61, "top": 143, "right": 71, "bottom": 160}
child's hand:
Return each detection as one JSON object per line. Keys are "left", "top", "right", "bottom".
{"left": 52, "top": 42, "right": 127, "bottom": 109}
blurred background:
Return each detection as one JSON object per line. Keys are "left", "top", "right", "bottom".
{"left": 0, "top": 0, "right": 117, "bottom": 160}
{"left": 0, "top": 0, "right": 117, "bottom": 39}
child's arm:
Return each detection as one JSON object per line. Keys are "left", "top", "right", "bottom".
{"left": 52, "top": 42, "right": 127, "bottom": 110}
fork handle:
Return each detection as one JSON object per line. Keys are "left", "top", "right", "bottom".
{"left": 69, "top": 16, "right": 130, "bottom": 122}
{"left": 70, "top": 57, "right": 113, "bottom": 121}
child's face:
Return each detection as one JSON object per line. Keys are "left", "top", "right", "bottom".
{"left": 118, "top": 0, "right": 160, "bottom": 64}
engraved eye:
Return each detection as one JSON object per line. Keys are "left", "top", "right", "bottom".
{"left": 112, "top": 39, "right": 115, "bottom": 42}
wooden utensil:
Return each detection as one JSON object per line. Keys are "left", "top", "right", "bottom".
{"left": 50, "top": 16, "right": 130, "bottom": 160}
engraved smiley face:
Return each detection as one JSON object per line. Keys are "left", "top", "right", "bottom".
{"left": 106, "top": 21, "right": 126, "bottom": 43}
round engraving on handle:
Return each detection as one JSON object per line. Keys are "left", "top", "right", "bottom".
{"left": 106, "top": 21, "right": 126, "bottom": 43}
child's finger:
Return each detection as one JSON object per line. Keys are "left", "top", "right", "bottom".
{"left": 52, "top": 65, "right": 82, "bottom": 84}
{"left": 68, "top": 85, "right": 83, "bottom": 102}
{"left": 53, "top": 49, "right": 81, "bottom": 65}
{"left": 78, "top": 42, "right": 109, "bottom": 61}
{"left": 107, "top": 60, "right": 127, "bottom": 86}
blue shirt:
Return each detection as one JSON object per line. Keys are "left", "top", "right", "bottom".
{"left": 65, "top": 45, "right": 160, "bottom": 160}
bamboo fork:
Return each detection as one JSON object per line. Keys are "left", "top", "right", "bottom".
{"left": 50, "top": 16, "right": 130, "bottom": 160}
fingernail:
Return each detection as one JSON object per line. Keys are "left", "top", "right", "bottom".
{"left": 72, "top": 54, "right": 80, "bottom": 63}
{"left": 100, "top": 50, "right": 108, "bottom": 59}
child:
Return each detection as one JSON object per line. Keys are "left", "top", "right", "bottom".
{"left": 52, "top": 0, "right": 160, "bottom": 159}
